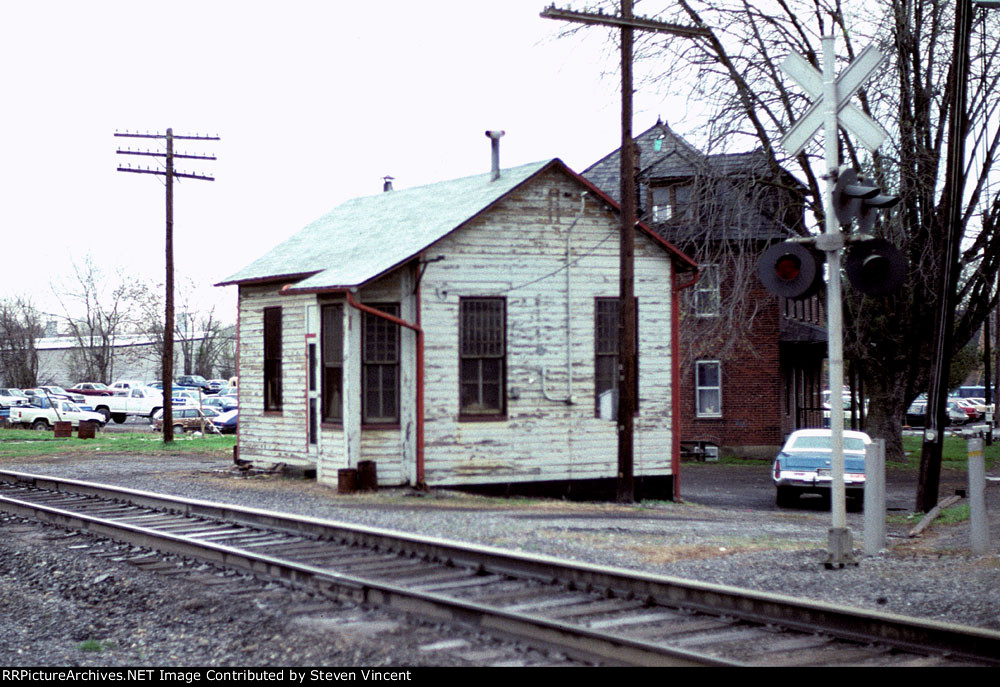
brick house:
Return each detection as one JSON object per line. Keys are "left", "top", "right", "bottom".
{"left": 584, "top": 121, "right": 825, "bottom": 458}
{"left": 218, "top": 148, "right": 697, "bottom": 497}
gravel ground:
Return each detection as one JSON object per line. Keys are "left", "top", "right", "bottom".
{"left": 1, "top": 450, "right": 998, "bottom": 667}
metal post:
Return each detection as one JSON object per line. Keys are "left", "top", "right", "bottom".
{"left": 968, "top": 437, "right": 990, "bottom": 554}
{"left": 818, "top": 36, "right": 853, "bottom": 567}
{"left": 864, "top": 439, "right": 886, "bottom": 555}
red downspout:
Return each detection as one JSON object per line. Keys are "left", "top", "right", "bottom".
{"left": 344, "top": 290, "right": 426, "bottom": 489}
{"left": 672, "top": 267, "right": 699, "bottom": 501}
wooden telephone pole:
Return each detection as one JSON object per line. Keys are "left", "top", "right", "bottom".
{"left": 115, "top": 129, "right": 218, "bottom": 443}
{"left": 542, "top": 3, "right": 709, "bottom": 502}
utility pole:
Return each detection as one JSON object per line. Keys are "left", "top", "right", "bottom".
{"left": 115, "top": 128, "right": 218, "bottom": 443}
{"left": 918, "top": 0, "right": 974, "bottom": 512}
{"left": 542, "top": 2, "right": 710, "bottom": 503}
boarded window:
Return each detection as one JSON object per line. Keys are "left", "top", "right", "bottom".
{"left": 460, "top": 298, "right": 505, "bottom": 416}
{"left": 321, "top": 304, "right": 343, "bottom": 422}
{"left": 263, "top": 307, "right": 282, "bottom": 411}
{"left": 695, "top": 360, "right": 722, "bottom": 418}
{"left": 362, "top": 304, "right": 400, "bottom": 423}
{"left": 594, "top": 298, "right": 639, "bottom": 417}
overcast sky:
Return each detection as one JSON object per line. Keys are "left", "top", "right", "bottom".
{"left": 1, "top": 0, "right": 699, "bottom": 323}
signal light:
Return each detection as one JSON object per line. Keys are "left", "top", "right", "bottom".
{"left": 845, "top": 238, "right": 906, "bottom": 296}
{"left": 758, "top": 241, "right": 824, "bottom": 300}
{"left": 832, "top": 168, "right": 900, "bottom": 232}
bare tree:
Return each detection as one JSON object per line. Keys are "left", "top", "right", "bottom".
{"left": 54, "top": 256, "right": 145, "bottom": 384}
{"left": 0, "top": 297, "right": 42, "bottom": 388}
{"left": 136, "top": 278, "right": 236, "bottom": 380}
{"left": 572, "top": 0, "right": 1000, "bottom": 462}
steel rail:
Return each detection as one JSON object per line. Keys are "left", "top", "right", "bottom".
{"left": 2, "top": 469, "right": 999, "bottom": 665}
{"left": 0, "top": 486, "right": 729, "bottom": 667}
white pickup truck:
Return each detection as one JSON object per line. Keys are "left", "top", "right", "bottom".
{"left": 9, "top": 398, "right": 106, "bottom": 430}
{"left": 89, "top": 386, "right": 165, "bottom": 424}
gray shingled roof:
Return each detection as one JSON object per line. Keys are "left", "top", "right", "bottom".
{"left": 218, "top": 160, "right": 554, "bottom": 290}
{"left": 583, "top": 120, "right": 704, "bottom": 206}
{"left": 583, "top": 121, "right": 804, "bottom": 244}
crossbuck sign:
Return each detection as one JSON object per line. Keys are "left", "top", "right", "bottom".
{"left": 780, "top": 44, "right": 889, "bottom": 156}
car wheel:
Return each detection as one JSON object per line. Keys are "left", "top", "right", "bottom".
{"left": 31, "top": 419, "right": 50, "bottom": 431}
{"left": 112, "top": 413, "right": 127, "bottom": 424}
{"left": 96, "top": 408, "right": 111, "bottom": 423}
{"left": 776, "top": 486, "right": 798, "bottom": 507}
{"left": 173, "top": 424, "right": 184, "bottom": 434}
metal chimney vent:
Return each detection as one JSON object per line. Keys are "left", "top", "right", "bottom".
{"left": 485, "top": 130, "right": 505, "bottom": 181}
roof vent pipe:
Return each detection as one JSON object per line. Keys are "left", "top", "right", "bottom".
{"left": 383, "top": 176, "right": 394, "bottom": 192}
{"left": 485, "top": 130, "right": 505, "bottom": 181}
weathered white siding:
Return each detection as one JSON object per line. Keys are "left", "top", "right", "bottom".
{"left": 236, "top": 166, "right": 677, "bottom": 489}
{"left": 236, "top": 285, "right": 312, "bottom": 467}
{"left": 237, "top": 277, "right": 417, "bottom": 487}
{"left": 419, "top": 167, "right": 674, "bottom": 486}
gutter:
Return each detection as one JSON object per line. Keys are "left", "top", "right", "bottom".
{"left": 344, "top": 290, "right": 426, "bottom": 489}
{"left": 671, "top": 267, "right": 700, "bottom": 502}
{"left": 280, "top": 281, "right": 426, "bottom": 489}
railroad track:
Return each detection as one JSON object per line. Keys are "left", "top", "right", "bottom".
{"left": 1, "top": 469, "right": 997, "bottom": 667}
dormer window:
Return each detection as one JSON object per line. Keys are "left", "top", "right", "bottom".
{"left": 649, "top": 183, "right": 692, "bottom": 223}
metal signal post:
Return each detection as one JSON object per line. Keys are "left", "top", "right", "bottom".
{"left": 775, "top": 37, "right": 893, "bottom": 567}
{"left": 115, "top": 129, "right": 218, "bottom": 444}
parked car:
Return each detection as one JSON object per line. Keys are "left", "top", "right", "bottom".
{"left": 110, "top": 380, "right": 148, "bottom": 394}
{"left": 0, "top": 388, "right": 31, "bottom": 408}
{"left": 176, "top": 375, "right": 211, "bottom": 393}
{"left": 821, "top": 390, "right": 867, "bottom": 429}
{"left": 151, "top": 406, "right": 221, "bottom": 434}
{"left": 772, "top": 428, "right": 872, "bottom": 507}
{"left": 966, "top": 398, "right": 993, "bottom": 418}
{"left": 9, "top": 397, "right": 105, "bottom": 430}
{"left": 201, "top": 395, "right": 238, "bottom": 413}
{"left": 171, "top": 389, "right": 203, "bottom": 407}
{"left": 210, "top": 409, "right": 238, "bottom": 434}
{"left": 950, "top": 397, "right": 982, "bottom": 423}
{"left": 24, "top": 387, "right": 88, "bottom": 406}
{"left": 206, "top": 379, "right": 229, "bottom": 394}
{"left": 905, "top": 400, "right": 967, "bottom": 427}
{"left": 69, "top": 382, "right": 114, "bottom": 397}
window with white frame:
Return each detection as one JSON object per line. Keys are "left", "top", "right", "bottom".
{"left": 693, "top": 265, "right": 721, "bottom": 317}
{"left": 695, "top": 360, "right": 722, "bottom": 418}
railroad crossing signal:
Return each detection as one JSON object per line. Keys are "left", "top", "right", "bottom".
{"left": 780, "top": 45, "right": 890, "bottom": 156}
{"left": 758, "top": 242, "right": 824, "bottom": 300}
{"left": 832, "top": 168, "right": 900, "bottom": 232}
{"left": 845, "top": 238, "right": 906, "bottom": 297}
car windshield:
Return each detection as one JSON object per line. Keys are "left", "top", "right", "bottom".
{"left": 789, "top": 435, "right": 866, "bottom": 452}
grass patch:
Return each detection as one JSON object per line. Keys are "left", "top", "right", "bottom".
{"left": 900, "top": 435, "right": 1000, "bottom": 471}
{"left": 937, "top": 502, "right": 971, "bottom": 525}
{"left": 77, "top": 639, "right": 114, "bottom": 653}
{"left": 0, "top": 428, "right": 235, "bottom": 459}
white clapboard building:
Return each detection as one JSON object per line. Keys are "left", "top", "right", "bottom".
{"left": 218, "top": 152, "right": 696, "bottom": 498}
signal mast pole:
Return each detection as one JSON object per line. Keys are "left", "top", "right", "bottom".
{"left": 115, "top": 128, "right": 218, "bottom": 443}
{"left": 542, "top": 2, "right": 709, "bottom": 502}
